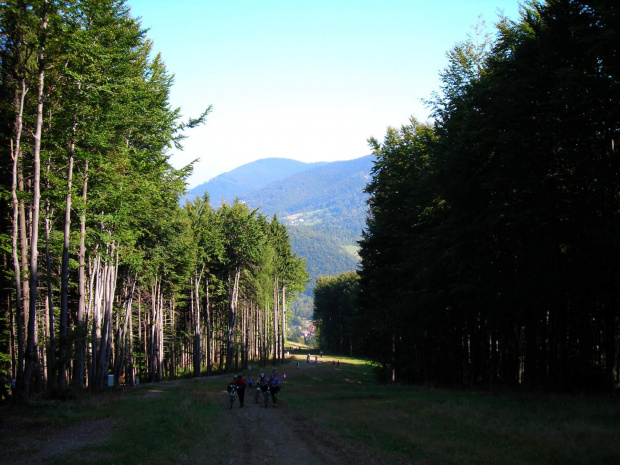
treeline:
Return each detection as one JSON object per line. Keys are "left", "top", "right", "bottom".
{"left": 316, "top": 0, "right": 620, "bottom": 391}
{"left": 313, "top": 272, "right": 359, "bottom": 355}
{"left": 0, "top": 0, "right": 307, "bottom": 404}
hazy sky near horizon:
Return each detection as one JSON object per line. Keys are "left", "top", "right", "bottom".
{"left": 126, "top": 0, "right": 522, "bottom": 187}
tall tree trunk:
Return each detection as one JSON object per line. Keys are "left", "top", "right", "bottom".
{"left": 205, "top": 278, "right": 212, "bottom": 376}
{"left": 59, "top": 97, "right": 80, "bottom": 390}
{"left": 114, "top": 274, "right": 136, "bottom": 387}
{"left": 149, "top": 280, "right": 164, "bottom": 382}
{"left": 193, "top": 268, "right": 203, "bottom": 377}
{"left": 18, "top": 169, "right": 29, "bottom": 340}
{"left": 23, "top": 1, "right": 49, "bottom": 403}
{"left": 10, "top": 14, "right": 29, "bottom": 398}
{"left": 73, "top": 159, "right": 88, "bottom": 387}
{"left": 281, "top": 285, "right": 286, "bottom": 362}
{"left": 87, "top": 252, "right": 100, "bottom": 391}
{"left": 149, "top": 280, "right": 157, "bottom": 382}
{"left": 158, "top": 286, "right": 164, "bottom": 380}
{"left": 92, "top": 245, "right": 118, "bottom": 391}
{"left": 10, "top": 138, "right": 25, "bottom": 398}
{"left": 127, "top": 290, "right": 135, "bottom": 386}
{"left": 44, "top": 200, "right": 56, "bottom": 391}
{"left": 273, "top": 278, "right": 279, "bottom": 365}
{"left": 225, "top": 268, "right": 241, "bottom": 373}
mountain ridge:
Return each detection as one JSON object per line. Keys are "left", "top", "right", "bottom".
{"left": 184, "top": 155, "right": 374, "bottom": 292}
{"left": 184, "top": 157, "right": 328, "bottom": 205}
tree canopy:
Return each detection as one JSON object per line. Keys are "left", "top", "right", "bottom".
{"left": 0, "top": 0, "right": 307, "bottom": 403}
{"left": 354, "top": 0, "right": 620, "bottom": 390}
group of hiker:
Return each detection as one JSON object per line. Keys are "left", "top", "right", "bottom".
{"left": 228, "top": 371, "right": 281, "bottom": 407}
{"left": 227, "top": 353, "right": 342, "bottom": 408}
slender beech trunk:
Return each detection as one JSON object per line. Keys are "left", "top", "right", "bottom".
{"left": 193, "top": 268, "right": 204, "bottom": 377}
{"left": 273, "top": 278, "right": 279, "bottom": 365}
{"left": 281, "top": 285, "right": 286, "bottom": 361}
{"left": 115, "top": 274, "right": 136, "bottom": 387}
{"left": 44, "top": 200, "right": 56, "bottom": 391}
{"left": 225, "top": 268, "right": 241, "bottom": 372}
{"left": 10, "top": 22, "right": 29, "bottom": 397}
{"left": 158, "top": 286, "right": 164, "bottom": 380}
{"left": 127, "top": 293, "right": 135, "bottom": 386}
{"left": 241, "top": 304, "right": 247, "bottom": 370}
{"left": 170, "top": 299, "right": 176, "bottom": 379}
{"left": 96, "top": 247, "right": 118, "bottom": 390}
{"left": 149, "top": 280, "right": 164, "bottom": 382}
{"left": 149, "top": 280, "right": 156, "bottom": 382}
{"left": 18, "top": 169, "right": 29, "bottom": 335}
{"left": 59, "top": 94, "right": 80, "bottom": 390}
{"left": 73, "top": 159, "right": 88, "bottom": 387}
{"left": 264, "top": 302, "right": 269, "bottom": 364}
{"left": 205, "top": 278, "right": 212, "bottom": 376}
{"left": 86, "top": 250, "right": 98, "bottom": 389}
{"left": 10, "top": 139, "right": 25, "bottom": 396}
{"left": 23, "top": 2, "right": 49, "bottom": 403}
{"left": 89, "top": 254, "right": 101, "bottom": 390}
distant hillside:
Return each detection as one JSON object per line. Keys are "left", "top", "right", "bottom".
{"left": 183, "top": 158, "right": 327, "bottom": 205}
{"left": 240, "top": 155, "right": 373, "bottom": 235}
{"left": 185, "top": 155, "right": 374, "bottom": 293}
{"left": 287, "top": 226, "right": 360, "bottom": 282}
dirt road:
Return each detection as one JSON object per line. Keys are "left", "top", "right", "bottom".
{"left": 3, "top": 367, "right": 381, "bottom": 465}
{"left": 212, "top": 384, "right": 374, "bottom": 465}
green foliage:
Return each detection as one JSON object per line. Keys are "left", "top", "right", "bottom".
{"left": 288, "top": 225, "right": 359, "bottom": 294}
{"left": 357, "top": 0, "right": 620, "bottom": 390}
{"left": 0, "top": 0, "right": 210, "bottom": 394}
{"left": 187, "top": 156, "right": 373, "bottom": 293}
{"left": 289, "top": 293, "right": 314, "bottom": 321}
{"left": 313, "top": 271, "right": 360, "bottom": 355}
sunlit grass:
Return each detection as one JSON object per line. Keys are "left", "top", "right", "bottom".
{"left": 283, "top": 354, "right": 620, "bottom": 465}
{"left": 5, "top": 355, "right": 619, "bottom": 465}
{"left": 342, "top": 244, "right": 360, "bottom": 257}
{"left": 286, "top": 341, "right": 315, "bottom": 351}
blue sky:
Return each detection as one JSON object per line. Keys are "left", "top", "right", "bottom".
{"left": 126, "top": 0, "right": 522, "bottom": 187}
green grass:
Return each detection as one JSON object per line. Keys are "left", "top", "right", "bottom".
{"left": 286, "top": 340, "right": 315, "bottom": 351}
{"left": 3, "top": 355, "right": 619, "bottom": 465}
{"left": 284, "top": 353, "right": 620, "bottom": 465}
{"left": 342, "top": 244, "right": 360, "bottom": 257}
{"left": 50, "top": 381, "right": 224, "bottom": 465}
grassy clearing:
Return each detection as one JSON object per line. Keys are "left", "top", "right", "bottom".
{"left": 286, "top": 341, "right": 315, "bottom": 351}
{"left": 1, "top": 379, "right": 230, "bottom": 465}
{"left": 49, "top": 380, "right": 226, "bottom": 465}
{"left": 342, "top": 244, "right": 360, "bottom": 257}
{"left": 2, "top": 355, "right": 619, "bottom": 465}
{"left": 284, "top": 353, "right": 620, "bottom": 465}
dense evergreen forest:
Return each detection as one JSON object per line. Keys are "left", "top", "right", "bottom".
{"left": 314, "top": 0, "right": 620, "bottom": 391}
{"left": 0, "top": 0, "right": 307, "bottom": 404}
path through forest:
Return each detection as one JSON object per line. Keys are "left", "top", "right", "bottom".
{"left": 210, "top": 380, "right": 376, "bottom": 465}
{"left": 2, "top": 359, "right": 384, "bottom": 465}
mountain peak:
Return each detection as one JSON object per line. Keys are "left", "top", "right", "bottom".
{"left": 183, "top": 158, "right": 328, "bottom": 205}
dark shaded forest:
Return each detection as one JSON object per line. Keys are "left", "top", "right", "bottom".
{"left": 315, "top": 0, "right": 620, "bottom": 391}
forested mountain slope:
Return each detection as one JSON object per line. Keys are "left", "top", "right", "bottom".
{"left": 192, "top": 155, "right": 373, "bottom": 292}
{"left": 240, "top": 155, "right": 372, "bottom": 235}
